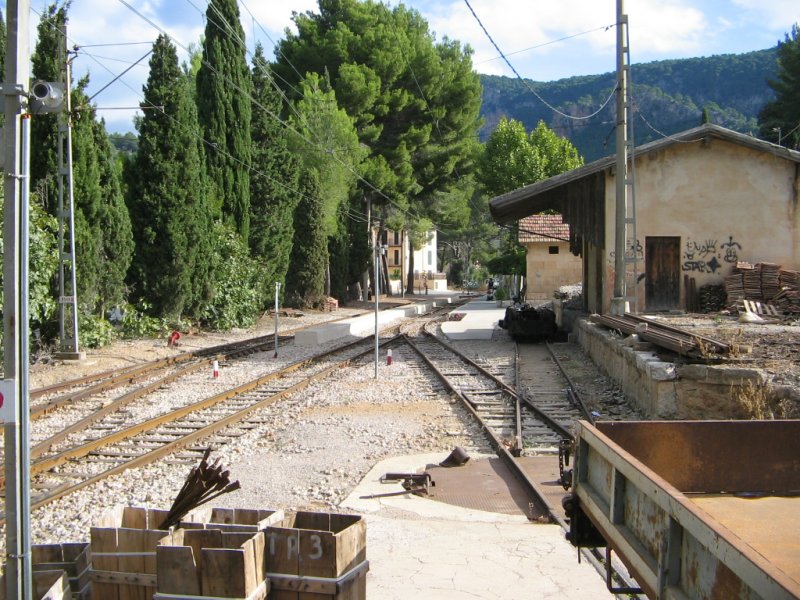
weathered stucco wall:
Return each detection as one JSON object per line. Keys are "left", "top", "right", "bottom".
{"left": 524, "top": 241, "right": 582, "bottom": 301}
{"left": 575, "top": 318, "right": 766, "bottom": 419}
{"left": 601, "top": 139, "right": 800, "bottom": 313}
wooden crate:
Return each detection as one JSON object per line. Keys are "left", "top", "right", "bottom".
{"left": 90, "top": 506, "right": 173, "bottom": 600}
{"left": 264, "top": 512, "right": 367, "bottom": 600}
{"left": 180, "top": 507, "right": 285, "bottom": 533}
{"left": 0, "top": 570, "right": 72, "bottom": 600}
{"left": 32, "top": 543, "right": 91, "bottom": 599}
{"left": 154, "top": 528, "right": 268, "bottom": 599}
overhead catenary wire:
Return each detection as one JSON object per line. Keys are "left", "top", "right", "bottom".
{"left": 110, "top": 0, "right": 413, "bottom": 224}
{"left": 41, "top": 17, "right": 323, "bottom": 215}
{"left": 463, "top": 0, "right": 617, "bottom": 122}
{"left": 157, "top": 0, "right": 426, "bottom": 224}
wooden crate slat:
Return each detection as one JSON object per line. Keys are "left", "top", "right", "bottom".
{"left": 90, "top": 527, "right": 119, "bottom": 600}
{"left": 156, "top": 545, "right": 200, "bottom": 595}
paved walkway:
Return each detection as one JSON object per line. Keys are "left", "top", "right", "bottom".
{"left": 341, "top": 453, "right": 613, "bottom": 599}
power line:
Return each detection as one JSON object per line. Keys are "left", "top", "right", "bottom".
{"left": 32, "top": 7, "right": 321, "bottom": 212}
{"left": 475, "top": 23, "right": 616, "bottom": 67}
{"left": 464, "top": 0, "right": 617, "bottom": 121}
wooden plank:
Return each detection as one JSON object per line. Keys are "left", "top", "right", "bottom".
{"left": 89, "top": 570, "right": 157, "bottom": 587}
{"left": 335, "top": 519, "right": 366, "bottom": 575}
{"left": 32, "top": 544, "right": 64, "bottom": 564}
{"left": 266, "top": 526, "right": 299, "bottom": 600}
{"left": 32, "top": 570, "right": 71, "bottom": 600}
{"left": 240, "top": 537, "right": 258, "bottom": 596}
{"left": 201, "top": 548, "right": 247, "bottom": 597}
{"left": 144, "top": 529, "right": 167, "bottom": 598}
{"left": 116, "top": 528, "right": 145, "bottom": 600}
{"left": 156, "top": 545, "right": 200, "bottom": 595}
{"left": 90, "top": 527, "right": 119, "bottom": 600}
{"left": 183, "top": 529, "right": 223, "bottom": 574}
{"left": 299, "top": 529, "right": 335, "bottom": 579}
{"left": 251, "top": 531, "right": 266, "bottom": 585}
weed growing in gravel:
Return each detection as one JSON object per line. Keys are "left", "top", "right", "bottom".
{"left": 733, "top": 379, "right": 777, "bottom": 419}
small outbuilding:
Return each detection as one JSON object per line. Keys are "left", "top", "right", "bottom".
{"left": 518, "top": 214, "right": 582, "bottom": 302}
{"left": 489, "top": 124, "right": 800, "bottom": 313}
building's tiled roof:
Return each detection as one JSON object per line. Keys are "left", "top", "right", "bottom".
{"left": 518, "top": 214, "right": 570, "bottom": 243}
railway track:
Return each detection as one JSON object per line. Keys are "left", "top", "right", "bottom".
{"left": 3, "top": 334, "right": 398, "bottom": 519}
{"left": 399, "top": 328, "right": 642, "bottom": 594}
{"left": 1, "top": 300, "right": 464, "bottom": 521}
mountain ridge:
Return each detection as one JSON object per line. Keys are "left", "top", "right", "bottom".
{"left": 479, "top": 47, "right": 778, "bottom": 161}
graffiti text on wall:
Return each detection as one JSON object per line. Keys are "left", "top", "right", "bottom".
{"left": 609, "top": 239, "right": 643, "bottom": 260}
{"left": 682, "top": 236, "right": 742, "bottom": 273}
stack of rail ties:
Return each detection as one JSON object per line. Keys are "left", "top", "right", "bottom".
{"left": 591, "top": 313, "right": 730, "bottom": 359}
{"left": 725, "top": 261, "right": 800, "bottom": 315}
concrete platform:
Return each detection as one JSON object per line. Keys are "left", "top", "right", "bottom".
{"left": 341, "top": 453, "right": 613, "bottom": 599}
{"left": 440, "top": 299, "right": 508, "bottom": 340}
{"left": 294, "top": 295, "right": 458, "bottom": 346}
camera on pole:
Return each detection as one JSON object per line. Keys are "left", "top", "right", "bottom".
{"left": 29, "top": 80, "right": 65, "bottom": 114}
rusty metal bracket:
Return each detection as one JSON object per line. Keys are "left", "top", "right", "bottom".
{"left": 605, "top": 546, "right": 644, "bottom": 595}
{"left": 359, "top": 472, "right": 436, "bottom": 499}
{"left": 559, "top": 438, "right": 573, "bottom": 490}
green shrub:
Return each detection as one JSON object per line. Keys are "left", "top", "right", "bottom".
{"left": 198, "top": 223, "right": 265, "bottom": 330}
{"left": 78, "top": 313, "right": 116, "bottom": 348}
{"left": 118, "top": 303, "right": 173, "bottom": 339}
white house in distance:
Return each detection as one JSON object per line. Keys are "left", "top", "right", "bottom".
{"left": 519, "top": 214, "right": 582, "bottom": 302}
{"left": 383, "top": 228, "right": 446, "bottom": 293}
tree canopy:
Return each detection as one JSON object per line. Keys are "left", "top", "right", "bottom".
{"left": 272, "top": 0, "right": 482, "bottom": 256}
{"left": 759, "top": 24, "right": 800, "bottom": 148}
{"left": 196, "top": 0, "right": 252, "bottom": 239}
{"left": 127, "top": 34, "right": 212, "bottom": 318}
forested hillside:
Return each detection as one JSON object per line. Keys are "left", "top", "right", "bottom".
{"left": 480, "top": 48, "right": 778, "bottom": 161}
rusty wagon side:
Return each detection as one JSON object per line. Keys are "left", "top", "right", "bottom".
{"left": 564, "top": 420, "right": 800, "bottom": 599}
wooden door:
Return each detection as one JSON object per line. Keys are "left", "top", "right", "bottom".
{"left": 645, "top": 237, "right": 680, "bottom": 310}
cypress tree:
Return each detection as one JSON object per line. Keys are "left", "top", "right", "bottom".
{"left": 69, "top": 80, "right": 104, "bottom": 309}
{"left": 93, "top": 117, "right": 133, "bottom": 315}
{"left": 30, "top": 3, "right": 64, "bottom": 213}
{"left": 248, "top": 45, "right": 300, "bottom": 302}
{"left": 30, "top": 5, "right": 133, "bottom": 315}
{"left": 128, "top": 35, "right": 212, "bottom": 318}
{"left": 285, "top": 170, "right": 327, "bottom": 309}
{"left": 196, "top": 0, "right": 252, "bottom": 240}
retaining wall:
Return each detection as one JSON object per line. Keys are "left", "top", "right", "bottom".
{"left": 574, "top": 318, "right": 766, "bottom": 419}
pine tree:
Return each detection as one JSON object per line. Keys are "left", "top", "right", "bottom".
{"left": 127, "top": 35, "right": 212, "bottom": 318}
{"left": 196, "top": 0, "right": 252, "bottom": 240}
{"left": 248, "top": 45, "right": 300, "bottom": 302}
{"left": 285, "top": 170, "right": 327, "bottom": 308}
{"left": 759, "top": 24, "right": 800, "bottom": 148}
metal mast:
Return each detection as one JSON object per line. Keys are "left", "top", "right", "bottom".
{"left": 3, "top": 0, "right": 33, "bottom": 597}
{"left": 611, "top": 0, "right": 637, "bottom": 314}
{"left": 56, "top": 22, "right": 82, "bottom": 359}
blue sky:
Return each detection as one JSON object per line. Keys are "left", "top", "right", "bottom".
{"left": 22, "top": 0, "right": 800, "bottom": 132}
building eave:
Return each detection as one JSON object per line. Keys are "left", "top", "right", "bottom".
{"left": 489, "top": 123, "right": 800, "bottom": 225}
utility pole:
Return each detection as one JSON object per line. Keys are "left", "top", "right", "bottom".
{"left": 3, "top": 1, "right": 33, "bottom": 598}
{"left": 611, "top": 0, "right": 636, "bottom": 315}
{"left": 55, "top": 22, "right": 83, "bottom": 359}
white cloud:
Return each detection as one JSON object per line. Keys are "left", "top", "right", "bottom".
{"left": 732, "top": 0, "right": 799, "bottom": 30}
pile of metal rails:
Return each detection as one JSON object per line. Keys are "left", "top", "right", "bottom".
{"left": 591, "top": 313, "right": 730, "bottom": 359}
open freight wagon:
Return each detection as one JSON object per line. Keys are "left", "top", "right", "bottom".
{"left": 563, "top": 420, "right": 800, "bottom": 600}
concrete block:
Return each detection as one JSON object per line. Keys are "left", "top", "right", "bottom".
{"left": 703, "top": 366, "right": 765, "bottom": 385}
{"left": 647, "top": 361, "right": 678, "bottom": 381}
{"left": 294, "top": 322, "right": 352, "bottom": 346}
{"left": 678, "top": 364, "right": 708, "bottom": 380}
